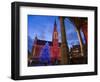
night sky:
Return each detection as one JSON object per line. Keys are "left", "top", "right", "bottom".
{"left": 28, "top": 15, "right": 85, "bottom": 52}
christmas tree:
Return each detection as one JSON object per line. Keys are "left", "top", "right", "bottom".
{"left": 39, "top": 42, "right": 51, "bottom": 65}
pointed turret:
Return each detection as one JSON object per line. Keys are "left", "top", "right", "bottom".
{"left": 54, "top": 21, "right": 57, "bottom": 32}
{"left": 32, "top": 34, "right": 38, "bottom": 57}
{"left": 52, "top": 20, "right": 58, "bottom": 42}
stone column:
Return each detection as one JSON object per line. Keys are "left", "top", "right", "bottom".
{"left": 73, "top": 18, "right": 84, "bottom": 56}
{"left": 76, "top": 28, "right": 84, "bottom": 56}
{"left": 81, "top": 20, "right": 88, "bottom": 44}
{"left": 59, "top": 17, "right": 69, "bottom": 64}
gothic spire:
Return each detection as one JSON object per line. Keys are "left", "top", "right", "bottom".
{"left": 54, "top": 20, "right": 57, "bottom": 32}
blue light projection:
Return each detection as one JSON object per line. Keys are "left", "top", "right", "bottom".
{"left": 39, "top": 42, "right": 51, "bottom": 65}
